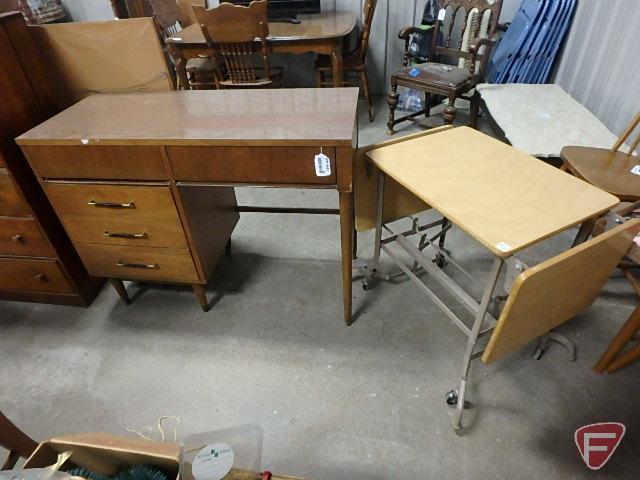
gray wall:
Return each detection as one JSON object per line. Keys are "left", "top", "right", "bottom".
{"left": 553, "top": 0, "right": 640, "bottom": 136}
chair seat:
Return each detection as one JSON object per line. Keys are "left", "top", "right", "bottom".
{"left": 561, "top": 146, "right": 640, "bottom": 202}
{"left": 186, "top": 57, "right": 217, "bottom": 73}
{"left": 220, "top": 66, "right": 283, "bottom": 88}
{"left": 392, "top": 62, "right": 471, "bottom": 89}
{"left": 314, "top": 54, "right": 364, "bottom": 72}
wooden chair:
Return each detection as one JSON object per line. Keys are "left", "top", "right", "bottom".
{"left": 147, "top": 0, "right": 219, "bottom": 90}
{"left": 0, "top": 410, "right": 38, "bottom": 469}
{"left": 387, "top": 0, "right": 503, "bottom": 134}
{"left": 193, "top": 0, "right": 283, "bottom": 89}
{"left": 561, "top": 112, "right": 640, "bottom": 202}
{"left": 314, "top": 0, "right": 378, "bottom": 122}
{"left": 590, "top": 202, "right": 640, "bottom": 373}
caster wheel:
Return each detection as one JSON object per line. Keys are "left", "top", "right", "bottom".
{"left": 433, "top": 253, "right": 448, "bottom": 268}
{"left": 533, "top": 346, "right": 545, "bottom": 360}
{"left": 445, "top": 389, "right": 458, "bottom": 407}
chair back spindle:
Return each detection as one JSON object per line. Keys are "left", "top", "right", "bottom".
{"left": 612, "top": 112, "right": 640, "bottom": 155}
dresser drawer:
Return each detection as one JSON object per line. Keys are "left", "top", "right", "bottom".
{"left": 0, "top": 257, "right": 74, "bottom": 294}
{"left": 25, "top": 145, "right": 168, "bottom": 180}
{"left": 76, "top": 244, "right": 199, "bottom": 283}
{"left": 0, "top": 218, "right": 54, "bottom": 257}
{"left": 167, "top": 146, "right": 337, "bottom": 185}
{"left": 45, "top": 183, "right": 188, "bottom": 248}
{"left": 0, "top": 169, "right": 30, "bottom": 217}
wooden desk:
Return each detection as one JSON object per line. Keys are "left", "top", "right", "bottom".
{"left": 363, "top": 127, "right": 620, "bottom": 430}
{"left": 167, "top": 11, "right": 356, "bottom": 89}
{"left": 17, "top": 88, "right": 359, "bottom": 322}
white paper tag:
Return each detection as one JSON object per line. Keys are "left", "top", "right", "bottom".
{"left": 191, "top": 443, "right": 234, "bottom": 480}
{"left": 438, "top": 8, "right": 446, "bottom": 20}
{"left": 496, "top": 242, "right": 511, "bottom": 252}
{"left": 630, "top": 165, "right": 640, "bottom": 175}
{"left": 314, "top": 153, "right": 331, "bottom": 177}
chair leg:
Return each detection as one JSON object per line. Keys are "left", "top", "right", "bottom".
{"left": 443, "top": 94, "right": 457, "bottom": 125}
{"left": 594, "top": 304, "right": 640, "bottom": 372}
{"left": 387, "top": 83, "right": 399, "bottom": 135}
{"left": 470, "top": 90, "right": 480, "bottom": 129}
{"left": 424, "top": 92, "right": 431, "bottom": 118}
{"left": 359, "top": 70, "right": 374, "bottom": 122}
{"left": 606, "top": 344, "right": 640, "bottom": 373}
{"left": 192, "top": 284, "right": 210, "bottom": 312}
{"left": 315, "top": 69, "right": 323, "bottom": 88}
{"left": 110, "top": 278, "right": 131, "bottom": 305}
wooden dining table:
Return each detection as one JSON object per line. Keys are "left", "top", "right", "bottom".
{"left": 166, "top": 11, "right": 356, "bottom": 89}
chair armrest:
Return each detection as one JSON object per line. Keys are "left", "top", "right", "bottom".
{"left": 468, "top": 37, "right": 497, "bottom": 55}
{"left": 398, "top": 25, "right": 422, "bottom": 39}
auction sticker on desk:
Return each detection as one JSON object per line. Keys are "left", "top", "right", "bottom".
{"left": 191, "top": 443, "right": 234, "bottom": 480}
{"left": 315, "top": 153, "right": 331, "bottom": 177}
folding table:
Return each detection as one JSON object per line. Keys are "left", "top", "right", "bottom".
{"left": 362, "top": 126, "right": 636, "bottom": 430}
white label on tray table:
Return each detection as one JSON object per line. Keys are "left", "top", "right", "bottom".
{"left": 191, "top": 443, "right": 234, "bottom": 480}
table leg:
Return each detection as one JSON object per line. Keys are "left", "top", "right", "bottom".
{"left": 331, "top": 40, "right": 344, "bottom": 87}
{"left": 110, "top": 278, "right": 131, "bottom": 305}
{"left": 452, "top": 256, "right": 503, "bottom": 430}
{"left": 339, "top": 191, "right": 354, "bottom": 325}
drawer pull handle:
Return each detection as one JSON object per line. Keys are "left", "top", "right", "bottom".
{"left": 35, "top": 273, "right": 47, "bottom": 282}
{"left": 88, "top": 199, "right": 135, "bottom": 209}
{"left": 103, "top": 231, "right": 147, "bottom": 239}
{"left": 12, "top": 234, "right": 24, "bottom": 243}
{"left": 116, "top": 261, "right": 159, "bottom": 269}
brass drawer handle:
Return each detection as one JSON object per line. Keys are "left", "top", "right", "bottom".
{"left": 12, "top": 234, "right": 24, "bottom": 243}
{"left": 116, "top": 261, "right": 159, "bottom": 269}
{"left": 88, "top": 199, "right": 135, "bottom": 209}
{"left": 103, "top": 231, "right": 148, "bottom": 239}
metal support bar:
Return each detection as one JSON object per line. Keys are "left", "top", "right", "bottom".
{"left": 382, "top": 245, "right": 471, "bottom": 336}
{"left": 236, "top": 206, "right": 339, "bottom": 215}
{"left": 452, "top": 256, "right": 503, "bottom": 430}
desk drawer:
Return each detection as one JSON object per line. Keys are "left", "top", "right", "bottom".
{"left": 0, "top": 257, "right": 74, "bottom": 294}
{"left": 76, "top": 244, "right": 199, "bottom": 283}
{"left": 45, "top": 183, "right": 188, "bottom": 248}
{"left": 0, "top": 169, "right": 30, "bottom": 217}
{"left": 26, "top": 145, "right": 167, "bottom": 180}
{"left": 0, "top": 218, "right": 54, "bottom": 257}
{"left": 167, "top": 146, "right": 337, "bottom": 185}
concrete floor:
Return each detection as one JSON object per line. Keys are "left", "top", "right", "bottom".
{"left": 1, "top": 96, "right": 639, "bottom": 479}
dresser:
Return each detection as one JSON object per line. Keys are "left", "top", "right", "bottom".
{"left": 0, "top": 11, "right": 103, "bottom": 306}
{"left": 17, "top": 88, "right": 359, "bottom": 320}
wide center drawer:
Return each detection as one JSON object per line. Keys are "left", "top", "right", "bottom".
{"left": 0, "top": 217, "right": 54, "bottom": 257}
{"left": 45, "top": 183, "right": 188, "bottom": 248}
{"left": 75, "top": 244, "right": 199, "bottom": 283}
{"left": 166, "top": 146, "right": 337, "bottom": 185}
{"left": 0, "top": 257, "right": 74, "bottom": 294}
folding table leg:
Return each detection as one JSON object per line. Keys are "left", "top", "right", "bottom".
{"left": 451, "top": 256, "right": 503, "bottom": 430}
{"left": 363, "top": 171, "right": 385, "bottom": 290}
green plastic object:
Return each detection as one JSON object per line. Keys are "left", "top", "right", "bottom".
{"left": 67, "top": 465, "right": 168, "bottom": 480}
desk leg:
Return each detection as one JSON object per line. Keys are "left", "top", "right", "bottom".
{"left": 339, "top": 191, "right": 354, "bottom": 325}
{"left": 452, "top": 256, "right": 503, "bottom": 430}
{"left": 331, "top": 40, "right": 344, "bottom": 87}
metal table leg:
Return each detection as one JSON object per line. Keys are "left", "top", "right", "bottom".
{"left": 363, "top": 171, "right": 385, "bottom": 289}
{"left": 451, "top": 256, "right": 504, "bottom": 430}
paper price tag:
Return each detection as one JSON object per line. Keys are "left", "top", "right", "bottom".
{"left": 191, "top": 443, "right": 234, "bottom": 480}
{"left": 438, "top": 8, "right": 446, "bottom": 20}
{"left": 496, "top": 242, "right": 511, "bottom": 252}
{"left": 315, "top": 153, "right": 331, "bottom": 177}
{"left": 630, "top": 165, "right": 640, "bottom": 175}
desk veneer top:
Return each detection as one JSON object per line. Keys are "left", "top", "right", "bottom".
{"left": 17, "top": 88, "right": 360, "bottom": 147}
{"left": 366, "top": 127, "right": 619, "bottom": 257}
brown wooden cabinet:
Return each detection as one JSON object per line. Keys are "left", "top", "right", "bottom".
{"left": 0, "top": 11, "right": 103, "bottom": 306}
